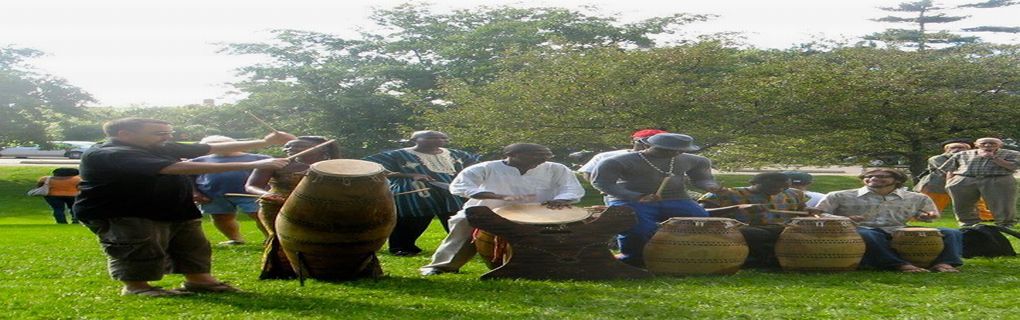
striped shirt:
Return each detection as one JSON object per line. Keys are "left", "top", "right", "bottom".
{"left": 815, "top": 187, "right": 936, "bottom": 232}
{"left": 363, "top": 148, "right": 480, "bottom": 218}
{"left": 939, "top": 149, "right": 1020, "bottom": 177}
{"left": 698, "top": 187, "right": 807, "bottom": 225}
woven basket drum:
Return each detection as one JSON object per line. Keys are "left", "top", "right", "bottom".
{"left": 890, "top": 227, "right": 944, "bottom": 268}
{"left": 276, "top": 159, "right": 397, "bottom": 281}
{"left": 775, "top": 217, "right": 865, "bottom": 271}
{"left": 643, "top": 217, "right": 749, "bottom": 275}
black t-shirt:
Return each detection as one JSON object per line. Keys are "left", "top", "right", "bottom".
{"left": 74, "top": 140, "right": 212, "bottom": 222}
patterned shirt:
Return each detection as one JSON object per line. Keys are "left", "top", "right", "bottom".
{"left": 939, "top": 149, "right": 1020, "bottom": 177}
{"left": 363, "top": 148, "right": 480, "bottom": 218}
{"left": 814, "top": 187, "right": 936, "bottom": 233}
{"left": 917, "top": 153, "right": 952, "bottom": 193}
{"left": 697, "top": 187, "right": 808, "bottom": 225}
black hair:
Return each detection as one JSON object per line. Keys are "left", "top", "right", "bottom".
{"left": 749, "top": 172, "right": 790, "bottom": 185}
{"left": 502, "top": 143, "right": 549, "bottom": 155}
{"left": 294, "top": 136, "right": 342, "bottom": 159}
{"left": 859, "top": 168, "right": 908, "bottom": 188}
{"left": 52, "top": 167, "right": 79, "bottom": 177}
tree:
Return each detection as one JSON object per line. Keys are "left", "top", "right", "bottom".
{"left": 0, "top": 46, "right": 94, "bottom": 145}
{"left": 223, "top": 5, "right": 710, "bottom": 156}
{"left": 864, "top": 0, "right": 978, "bottom": 50}
{"left": 959, "top": 0, "right": 1020, "bottom": 34}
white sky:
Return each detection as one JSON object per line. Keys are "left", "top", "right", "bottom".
{"left": 2, "top": 0, "right": 1017, "bottom": 107}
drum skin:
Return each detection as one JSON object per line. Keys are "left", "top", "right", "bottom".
{"left": 643, "top": 217, "right": 749, "bottom": 276}
{"left": 890, "top": 228, "right": 944, "bottom": 268}
{"left": 276, "top": 159, "right": 397, "bottom": 281}
{"left": 775, "top": 217, "right": 865, "bottom": 272}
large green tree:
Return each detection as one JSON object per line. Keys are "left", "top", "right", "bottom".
{"left": 0, "top": 46, "right": 94, "bottom": 145}
{"left": 224, "top": 4, "right": 709, "bottom": 156}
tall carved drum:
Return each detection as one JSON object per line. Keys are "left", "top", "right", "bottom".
{"left": 275, "top": 159, "right": 397, "bottom": 281}
{"left": 890, "top": 227, "right": 944, "bottom": 268}
{"left": 644, "top": 217, "right": 749, "bottom": 275}
{"left": 775, "top": 217, "right": 865, "bottom": 271}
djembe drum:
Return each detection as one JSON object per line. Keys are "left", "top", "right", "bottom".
{"left": 775, "top": 217, "right": 865, "bottom": 271}
{"left": 890, "top": 227, "right": 944, "bottom": 268}
{"left": 643, "top": 217, "right": 749, "bottom": 276}
{"left": 275, "top": 159, "right": 396, "bottom": 281}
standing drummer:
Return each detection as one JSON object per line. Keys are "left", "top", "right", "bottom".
{"left": 577, "top": 129, "right": 666, "bottom": 182}
{"left": 814, "top": 168, "right": 964, "bottom": 273}
{"left": 420, "top": 143, "right": 585, "bottom": 275}
{"left": 363, "top": 130, "right": 480, "bottom": 257}
{"left": 591, "top": 133, "right": 724, "bottom": 267}
{"left": 698, "top": 172, "right": 808, "bottom": 269}
{"left": 74, "top": 118, "right": 295, "bottom": 296}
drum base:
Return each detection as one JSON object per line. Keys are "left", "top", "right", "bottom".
{"left": 466, "top": 206, "right": 652, "bottom": 280}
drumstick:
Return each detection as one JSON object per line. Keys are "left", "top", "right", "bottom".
{"left": 768, "top": 209, "right": 814, "bottom": 216}
{"left": 224, "top": 193, "right": 262, "bottom": 198}
{"left": 654, "top": 176, "right": 671, "bottom": 197}
{"left": 394, "top": 188, "right": 430, "bottom": 196}
{"left": 245, "top": 111, "right": 279, "bottom": 132}
{"left": 286, "top": 139, "right": 336, "bottom": 160}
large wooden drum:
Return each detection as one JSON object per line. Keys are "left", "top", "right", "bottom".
{"left": 275, "top": 159, "right": 397, "bottom": 281}
{"left": 775, "top": 217, "right": 865, "bottom": 271}
{"left": 890, "top": 227, "right": 944, "bottom": 268}
{"left": 643, "top": 217, "right": 749, "bottom": 276}
{"left": 474, "top": 230, "right": 511, "bottom": 269}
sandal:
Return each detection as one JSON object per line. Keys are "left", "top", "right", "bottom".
{"left": 896, "top": 264, "right": 930, "bottom": 273}
{"left": 930, "top": 263, "right": 961, "bottom": 273}
{"left": 179, "top": 281, "right": 242, "bottom": 293}
{"left": 121, "top": 286, "right": 192, "bottom": 297}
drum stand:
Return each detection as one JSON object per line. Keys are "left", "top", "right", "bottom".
{"left": 466, "top": 206, "right": 653, "bottom": 280}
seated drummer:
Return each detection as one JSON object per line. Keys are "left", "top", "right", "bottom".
{"left": 419, "top": 143, "right": 585, "bottom": 276}
{"left": 698, "top": 172, "right": 809, "bottom": 269}
{"left": 814, "top": 168, "right": 964, "bottom": 273}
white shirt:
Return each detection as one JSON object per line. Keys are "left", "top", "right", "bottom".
{"left": 450, "top": 160, "right": 586, "bottom": 211}
{"left": 577, "top": 149, "right": 631, "bottom": 174}
{"left": 805, "top": 190, "right": 825, "bottom": 207}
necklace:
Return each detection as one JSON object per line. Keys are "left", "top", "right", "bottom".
{"left": 638, "top": 152, "right": 675, "bottom": 176}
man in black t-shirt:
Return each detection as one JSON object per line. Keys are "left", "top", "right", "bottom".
{"left": 75, "top": 118, "right": 295, "bottom": 297}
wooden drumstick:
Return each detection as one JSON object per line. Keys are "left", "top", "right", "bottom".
{"left": 654, "top": 176, "right": 671, "bottom": 197}
{"left": 224, "top": 193, "right": 262, "bottom": 198}
{"left": 286, "top": 139, "right": 337, "bottom": 160}
{"left": 768, "top": 209, "right": 814, "bottom": 216}
{"left": 245, "top": 111, "right": 279, "bottom": 132}
{"left": 394, "top": 188, "right": 431, "bottom": 196}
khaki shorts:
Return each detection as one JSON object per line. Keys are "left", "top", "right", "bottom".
{"left": 83, "top": 217, "right": 211, "bottom": 281}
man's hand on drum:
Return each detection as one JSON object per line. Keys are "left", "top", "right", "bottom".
{"left": 249, "top": 158, "right": 291, "bottom": 170}
{"left": 638, "top": 194, "right": 662, "bottom": 202}
{"left": 542, "top": 199, "right": 574, "bottom": 209}
{"left": 263, "top": 131, "right": 297, "bottom": 145}
{"left": 259, "top": 193, "right": 287, "bottom": 204}
{"left": 805, "top": 207, "right": 825, "bottom": 217}
{"left": 916, "top": 210, "right": 940, "bottom": 222}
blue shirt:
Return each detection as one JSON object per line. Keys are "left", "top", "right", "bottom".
{"left": 189, "top": 153, "right": 271, "bottom": 197}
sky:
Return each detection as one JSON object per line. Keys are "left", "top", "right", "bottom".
{"left": 2, "top": 0, "right": 1017, "bottom": 107}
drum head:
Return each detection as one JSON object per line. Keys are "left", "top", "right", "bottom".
{"left": 493, "top": 203, "right": 592, "bottom": 225}
{"left": 310, "top": 159, "right": 384, "bottom": 177}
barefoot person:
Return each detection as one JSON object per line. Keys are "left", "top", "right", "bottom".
{"left": 591, "top": 133, "right": 724, "bottom": 267}
{"left": 814, "top": 168, "right": 964, "bottom": 273}
{"left": 190, "top": 135, "right": 272, "bottom": 245}
{"left": 74, "top": 118, "right": 295, "bottom": 296}
{"left": 245, "top": 136, "right": 341, "bottom": 279}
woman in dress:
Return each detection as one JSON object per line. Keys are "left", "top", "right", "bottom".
{"left": 245, "top": 136, "right": 340, "bottom": 279}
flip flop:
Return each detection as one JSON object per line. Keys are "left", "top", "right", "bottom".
{"left": 121, "top": 287, "right": 192, "bottom": 297}
{"left": 179, "top": 281, "right": 242, "bottom": 293}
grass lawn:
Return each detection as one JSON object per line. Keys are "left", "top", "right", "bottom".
{"left": 2, "top": 166, "right": 1020, "bottom": 319}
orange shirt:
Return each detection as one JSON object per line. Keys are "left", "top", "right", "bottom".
{"left": 39, "top": 176, "right": 81, "bottom": 197}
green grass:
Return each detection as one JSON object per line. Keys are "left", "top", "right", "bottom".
{"left": 3, "top": 166, "right": 1020, "bottom": 319}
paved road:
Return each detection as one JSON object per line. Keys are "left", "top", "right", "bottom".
{"left": 0, "top": 158, "right": 80, "bottom": 166}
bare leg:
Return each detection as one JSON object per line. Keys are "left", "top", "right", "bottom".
{"left": 211, "top": 213, "right": 244, "bottom": 242}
